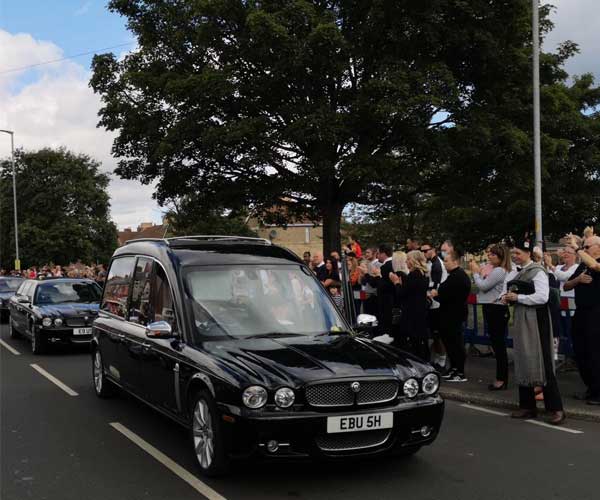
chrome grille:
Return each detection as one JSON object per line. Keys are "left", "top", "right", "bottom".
{"left": 66, "top": 318, "right": 87, "bottom": 327}
{"left": 305, "top": 382, "right": 354, "bottom": 407}
{"left": 305, "top": 380, "right": 399, "bottom": 408}
{"left": 357, "top": 381, "right": 398, "bottom": 405}
{"left": 315, "top": 430, "right": 391, "bottom": 452}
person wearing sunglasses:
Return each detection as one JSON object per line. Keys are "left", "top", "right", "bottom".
{"left": 564, "top": 235, "right": 600, "bottom": 406}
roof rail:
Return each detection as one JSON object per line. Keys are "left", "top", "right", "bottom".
{"left": 123, "top": 238, "right": 167, "bottom": 246}
{"left": 166, "top": 235, "right": 272, "bottom": 245}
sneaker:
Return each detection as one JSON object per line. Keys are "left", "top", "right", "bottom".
{"left": 446, "top": 373, "right": 467, "bottom": 383}
{"left": 441, "top": 369, "right": 456, "bottom": 380}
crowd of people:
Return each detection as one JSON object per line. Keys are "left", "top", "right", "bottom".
{"left": 0, "top": 263, "right": 107, "bottom": 285}
{"left": 304, "top": 228, "right": 600, "bottom": 425}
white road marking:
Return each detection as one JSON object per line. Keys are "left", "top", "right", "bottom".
{"left": 460, "top": 403, "right": 509, "bottom": 417}
{"left": 110, "top": 422, "right": 227, "bottom": 500}
{"left": 30, "top": 364, "right": 79, "bottom": 397}
{"left": 0, "top": 339, "right": 21, "bottom": 355}
{"left": 525, "top": 419, "right": 584, "bottom": 434}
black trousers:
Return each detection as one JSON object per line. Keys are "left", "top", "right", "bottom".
{"left": 363, "top": 295, "right": 378, "bottom": 317}
{"left": 440, "top": 322, "right": 465, "bottom": 374}
{"left": 571, "top": 307, "right": 600, "bottom": 397}
{"left": 519, "top": 307, "right": 564, "bottom": 412}
{"left": 483, "top": 304, "right": 510, "bottom": 383}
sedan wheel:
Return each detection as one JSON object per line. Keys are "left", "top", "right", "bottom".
{"left": 9, "top": 317, "right": 19, "bottom": 339}
{"left": 93, "top": 349, "right": 114, "bottom": 398}
{"left": 190, "top": 390, "right": 228, "bottom": 476}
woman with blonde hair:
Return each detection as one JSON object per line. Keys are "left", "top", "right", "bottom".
{"left": 389, "top": 250, "right": 430, "bottom": 360}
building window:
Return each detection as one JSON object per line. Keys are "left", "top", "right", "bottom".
{"left": 305, "top": 227, "right": 310, "bottom": 244}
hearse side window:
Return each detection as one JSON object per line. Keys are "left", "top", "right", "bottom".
{"left": 102, "top": 257, "right": 136, "bottom": 318}
{"left": 128, "top": 257, "right": 153, "bottom": 325}
{"left": 150, "top": 264, "right": 177, "bottom": 331}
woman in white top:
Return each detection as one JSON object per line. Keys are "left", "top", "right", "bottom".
{"left": 469, "top": 244, "right": 513, "bottom": 390}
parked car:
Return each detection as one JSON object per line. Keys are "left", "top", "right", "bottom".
{"left": 92, "top": 236, "right": 444, "bottom": 476}
{"left": 0, "top": 276, "right": 24, "bottom": 322}
{"left": 8, "top": 278, "right": 101, "bottom": 353}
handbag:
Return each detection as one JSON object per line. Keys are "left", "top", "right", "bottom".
{"left": 506, "top": 279, "right": 535, "bottom": 295}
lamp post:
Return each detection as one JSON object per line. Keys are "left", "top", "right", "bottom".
{"left": 532, "top": 0, "right": 543, "bottom": 246}
{"left": 0, "top": 129, "right": 20, "bottom": 271}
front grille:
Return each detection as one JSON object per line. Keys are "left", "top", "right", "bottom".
{"left": 305, "top": 380, "right": 399, "bottom": 408}
{"left": 66, "top": 318, "right": 87, "bottom": 327}
{"left": 315, "top": 429, "right": 391, "bottom": 452}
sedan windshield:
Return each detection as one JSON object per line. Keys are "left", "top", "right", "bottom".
{"left": 35, "top": 282, "right": 102, "bottom": 305}
{"left": 0, "top": 278, "right": 23, "bottom": 292}
{"left": 184, "top": 265, "right": 347, "bottom": 338}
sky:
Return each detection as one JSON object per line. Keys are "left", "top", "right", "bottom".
{"left": 0, "top": 0, "right": 599, "bottom": 230}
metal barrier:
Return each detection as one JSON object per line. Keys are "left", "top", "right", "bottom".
{"left": 462, "top": 294, "right": 575, "bottom": 356}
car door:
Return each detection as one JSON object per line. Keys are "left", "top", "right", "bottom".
{"left": 118, "top": 256, "right": 154, "bottom": 394}
{"left": 10, "top": 281, "right": 30, "bottom": 332}
{"left": 140, "top": 262, "right": 181, "bottom": 414}
{"left": 96, "top": 256, "right": 136, "bottom": 387}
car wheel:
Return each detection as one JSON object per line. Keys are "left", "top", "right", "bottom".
{"left": 9, "top": 317, "right": 20, "bottom": 339}
{"left": 30, "top": 323, "right": 45, "bottom": 355}
{"left": 93, "top": 348, "right": 115, "bottom": 398}
{"left": 190, "top": 390, "right": 229, "bottom": 476}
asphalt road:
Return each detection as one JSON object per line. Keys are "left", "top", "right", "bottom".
{"left": 2, "top": 323, "right": 599, "bottom": 500}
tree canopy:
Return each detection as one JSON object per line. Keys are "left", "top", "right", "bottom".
{"left": 91, "top": 0, "right": 600, "bottom": 253}
{"left": 0, "top": 148, "right": 118, "bottom": 268}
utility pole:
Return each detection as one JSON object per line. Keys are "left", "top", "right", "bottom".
{"left": 532, "top": 0, "right": 543, "bottom": 246}
{"left": 0, "top": 130, "right": 20, "bottom": 270}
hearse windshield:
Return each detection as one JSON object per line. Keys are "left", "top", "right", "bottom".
{"left": 184, "top": 265, "right": 347, "bottom": 338}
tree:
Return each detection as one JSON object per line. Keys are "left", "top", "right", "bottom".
{"left": 91, "top": 0, "right": 545, "bottom": 255}
{"left": 0, "top": 148, "right": 118, "bottom": 268}
{"left": 164, "top": 194, "right": 257, "bottom": 237}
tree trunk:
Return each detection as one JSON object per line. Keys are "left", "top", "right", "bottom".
{"left": 321, "top": 203, "right": 344, "bottom": 257}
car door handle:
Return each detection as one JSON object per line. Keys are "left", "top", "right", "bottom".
{"left": 142, "top": 342, "right": 152, "bottom": 349}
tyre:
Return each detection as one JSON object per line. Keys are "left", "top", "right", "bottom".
{"left": 92, "top": 348, "right": 115, "bottom": 398}
{"left": 9, "top": 317, "right": 20, "bottom": 339}
{"left": 30, "top": 323, "right": 45, "bottom": 355}
{"left": 190, "top": 390, "right": 229, "bottom": 476}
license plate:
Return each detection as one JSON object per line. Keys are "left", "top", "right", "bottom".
{"left": 327, "top": 412, "right": 393, "bottom": 434}
{"left": 73, "top": 327, "right": 92, "bottom": 336}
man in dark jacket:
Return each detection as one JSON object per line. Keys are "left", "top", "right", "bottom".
{"left": 431, "top": 248, "right": 471, "bottom": 382}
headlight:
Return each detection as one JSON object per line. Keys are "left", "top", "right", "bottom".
{"left": 422, "top": 373, "right": 440, "bottom": 395}
{"left": 403, "top": 378, "right": 419, "bottom": 398}
{"left": 274, "top": 387, "right": 295, "bottom": 408}
{"left": 42, "top": 317, "right": 52, "bottom": 327}
{"left": 54, "top": 318, "right": 63, "bottom": 327}
{"left": 242, "top": 386, "right": 268, "bottom": 409}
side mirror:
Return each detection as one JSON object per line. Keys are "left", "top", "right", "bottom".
{"left": 355, "top": 314, "right": 378, "bottom": 336}
{"left": 145, "top": 321, "right": 175, "bottom": 339}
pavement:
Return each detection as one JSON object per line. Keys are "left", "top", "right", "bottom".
{"left": 439, "top": 352, "right": 600, "bottom": 423}
{"left": 2, "top": 323, "right": 599, "bottom": 500}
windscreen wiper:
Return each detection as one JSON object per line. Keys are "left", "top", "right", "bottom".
{"left": 245, "top": 332, "right": 305, "bottom": 339}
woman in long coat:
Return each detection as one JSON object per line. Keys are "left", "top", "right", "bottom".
{"left": 389, "top": 250, "right": 430, "bottom": 360}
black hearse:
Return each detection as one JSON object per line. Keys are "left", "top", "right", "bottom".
{"left": 92, "top": 236, "right": 444, "bottom": 476}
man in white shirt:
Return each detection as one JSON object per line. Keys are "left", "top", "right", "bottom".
{"left": 548, "top": 247, "right": 578, "bottom": 311}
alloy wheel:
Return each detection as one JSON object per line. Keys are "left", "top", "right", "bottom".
{"left": 192, "top": 399, "right": 214, "bottom": 470}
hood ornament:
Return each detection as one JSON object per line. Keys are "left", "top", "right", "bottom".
{"left": 351, "top": 381, "right": 361, "bottom": 393}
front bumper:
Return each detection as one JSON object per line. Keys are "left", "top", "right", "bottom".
{"left": 220, "top": 396, "right": 444, "bottom": 459}
{"left": 37, "top": 327, "right": 92, "bottom": 344}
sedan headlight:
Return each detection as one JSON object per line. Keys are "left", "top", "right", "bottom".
{"left": 422, "top": 373, "right": 440, "bottom": 395}
{"left": 242, "top": 386, "right": 268, "bottom": 409}
{"left": 54, "top": 318, "right": 63, "bottom": 327}
{"left": 274, "top": 387, "right": 295, "bottom": 408}
{"left": 42, "top": 317, "right": 52, "bottom": 327}
{"left": 403, "top": 378, "right": 419, "bottom": 398}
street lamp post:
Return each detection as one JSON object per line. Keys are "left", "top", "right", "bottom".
{"left": 0, "top": 129, "right": 20, "bottom": 270}
{"left": 532, "top": 0, "right": 543, "bottom": 246}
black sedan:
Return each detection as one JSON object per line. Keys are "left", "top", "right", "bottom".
{"left": 9, "top": 278, "right": 101, "bottom": 354}
{"left": 92, "top": 237, "right": 445, "bottom": 477}
{"left": 0, "top": 276, "right": 24, "bottom": 321}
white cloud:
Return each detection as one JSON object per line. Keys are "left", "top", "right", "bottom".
{"left": 0, "top": 29, "right": 163, "bottom": 230}
{"left": 544, "top": 0, "right": 600, "bottom": 80}
{"left": 74, "top": 1, "right": 92, "bottom": 17}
